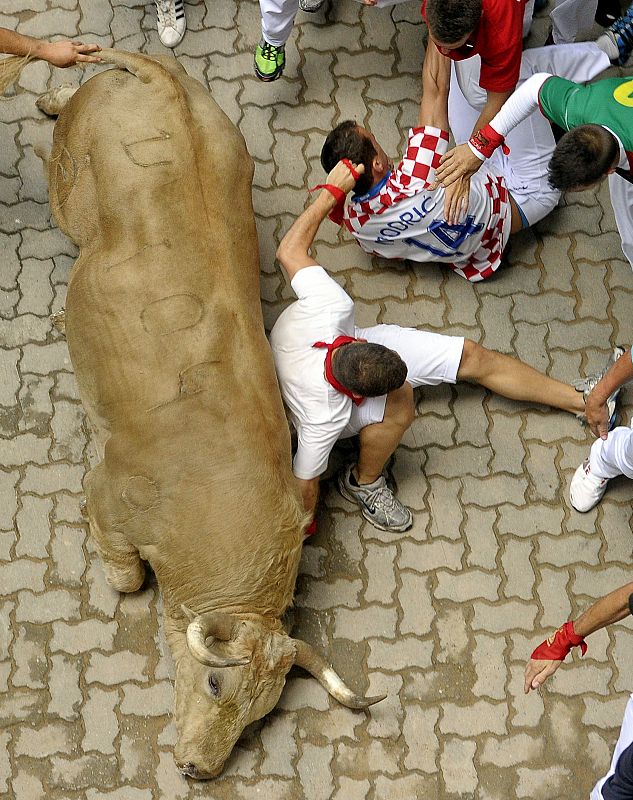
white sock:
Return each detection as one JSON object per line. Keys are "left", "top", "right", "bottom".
{"left": 597, "top": 32, "right": 620, "bottom": 61}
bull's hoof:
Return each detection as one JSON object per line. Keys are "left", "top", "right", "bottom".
{"left": 102, "top": 561, "right": 146, "bottom": 594}
{"left": 36, "top": 85, "right": 77, "bottom": 117}
{"left": 51, "top": 308, "right": 66, "bottom": 335}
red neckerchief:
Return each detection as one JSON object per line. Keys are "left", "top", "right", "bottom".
{"left": 312, "top": 335, "right": 364, "bottom": 406}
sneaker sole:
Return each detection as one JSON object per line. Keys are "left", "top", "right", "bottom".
{"left": 254, "top": 63, "right": 284, "bottom": 82}
{"left": 337, "top": 480, "right": 413, "bottom": 533}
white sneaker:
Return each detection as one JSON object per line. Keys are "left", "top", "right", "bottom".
{"left": 570, "top": 459, "right": 609, "bottom": 512}
{"left": 155, "top": 0, "right": 186, "bottom": 48}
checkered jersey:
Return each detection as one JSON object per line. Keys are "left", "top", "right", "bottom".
{"left": 344, "top": 126, "right": 513, "bottom": 282}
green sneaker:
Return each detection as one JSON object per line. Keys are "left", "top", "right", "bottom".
{"left": 254, "top": 39, "right": 285, "bottom": 82}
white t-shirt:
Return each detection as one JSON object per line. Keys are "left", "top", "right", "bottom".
{"left": 270, "top": 266, "right": 464, "bottom": 480}
{"left": 344, "top": 126, "right": 513, "bottom": 282}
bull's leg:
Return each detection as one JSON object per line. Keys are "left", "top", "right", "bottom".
{"left": 36, "top": 85, "right": 77, "bottom": 117}
{"left": 85, "top": 465, "right": 145, "bottom": 593}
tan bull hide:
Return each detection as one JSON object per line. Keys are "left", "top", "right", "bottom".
{"left": 43, "top": 50, "right": 383, "bottom": 780}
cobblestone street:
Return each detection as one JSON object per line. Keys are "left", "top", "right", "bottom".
{"left": 2, "top": 1, "right": 633, "bottom": 798}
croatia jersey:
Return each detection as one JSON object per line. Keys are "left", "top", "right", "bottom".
{"left": 343, "top": 126, "right": 512, "bottom": 282}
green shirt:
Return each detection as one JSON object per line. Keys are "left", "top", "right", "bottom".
{"left": 539, "top": 76, "right": 633, "bottom": 158}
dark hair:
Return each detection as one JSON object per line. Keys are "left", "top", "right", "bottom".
{"left": 331, "top": 342, "right": 407, "bottom": 397}
{"left": 548, "top": 125, "right": 619, "bottom": 191}
{"left": 321, "top": 120, "right": 376, "bottom": 196}
{"left": 426, "top": 0, "right": 482, "bottom": 45}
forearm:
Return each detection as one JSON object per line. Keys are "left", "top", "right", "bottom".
{"left": 276, "top": 191, "right": 336, "bottom": 278}
{"left": 588, "top": 350, "right": 633, "bottom": 406}
{"left": 470, "top": 89, "right": 513, "bottom": 138}
{"left": 0, "top": 28, "right": 49, "bottom": 59}
{"left": 486, "top": 74, "right": 550, "bottom": 140}
{"left": 573, "top": 582, "right": 633, "bottom": 638}
{"left": 296, "top": 477, "right": 320, "bottom": 516}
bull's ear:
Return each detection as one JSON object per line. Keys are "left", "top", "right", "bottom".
{"left": 181, "top": 604, "right": 197, "bottom": 622}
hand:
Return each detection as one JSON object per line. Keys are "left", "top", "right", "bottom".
{"left": 37, "top": 41, "right": 102, "bottom": 68}
{"left": 432, "top": 143, "right": 483, "bottom": 189}
{"left": 523, "top": 658, "right": 562, "bottom": 693}
{"left": 362, "top": 0, "right": 378, "bottom": 5}
{"left": 585, "top": 391, "right": 610, "bottom": 440}
{"left": 443, "top": 175, "right": 470, "bottom": 225}
{"left": 325, "top": 160, "right": 364, "bottom": 195}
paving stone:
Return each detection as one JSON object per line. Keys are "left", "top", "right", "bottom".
{"left": 50, "top": 619, "right": 117, "bottom": 654}
{"left": 435, "top": 605, "right": 469, "bottom": 664}
{"left": 501, "top": 538, "right": 535, "bottom": 600}
{"left": 362, "top": 542, "right": 396, "bottom": 604}
{"left": 464, "top": 507, "right": 498, "bottom": 569}
{"left": 440, "top": 737, "right": 478, "bottom": 794}
{"left": 435, "top": 570, "right": 501, "bottom": 602}
{"left": 15, "top": 494, "right": 52, "bottom": 558}
{"left": 21, "top": 463, "right": 84, "bottom": 494}
{"left": 0, "top": 559, "right": 46, "bottom": 594}
{"left": 472, "top": 634, "right": 507, "bottom": 701}
{"left": 367, "top": 637, "right": 433, "bottom": 670}
{"left": 86, "top": 651, "right": 148, "bottom": 685}
{"left": 399, "top": 573, "right": 435, "bottom": 636}
{"left": 334, "top": 605, "right": 397, "bottom": 641}
{"left": 472, "top": 600, "right": 538, "bottom": 633}
{"left": 0, "top": 348, "right": 20, "bottom": 406}
{"left": 12, "top": 625, "right": 47, "bottom": 689}
{"left": 366, "top": 672, "right": 403, "bottom": 739}
{"left": 16, "top": 589, "right": 79, "bottom": 623}
{"left": 297, "top": 743, "right": 333, "bottom": 800}
{"left": 120, "top": 682, "right": 172, "bottom": 716}
{"left": 261, "top": 713, "right": 298, "bottom": 778}
{"left": 333, "top": 777, "right": 371, "bottom": 800}
{"left": 14, "top": 722, "right": 74, "bottom": 757}
{"left": 0, "top": 731, "right": 9, "bottom": 794}
{"left": 82, "top": 687, "right": 118, "bottom": 754}
{"left": 48, "top": 653, "right": 82, "bottom": 721}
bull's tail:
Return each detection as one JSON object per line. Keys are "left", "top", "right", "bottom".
{"left": 0, "top": 54, "right": 33, "bottom": 95}
{"left": 97, "top": 49, "right": 173, "bottom": 84}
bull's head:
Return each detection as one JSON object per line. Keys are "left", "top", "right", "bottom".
{"left": 173, "top": 607, "right": 385, "bottom": 779}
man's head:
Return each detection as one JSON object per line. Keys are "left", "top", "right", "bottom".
{"left": 321, "top": 121, "right": 392, "bottom": 196}
{"left": 331, "top": 342, "right": 407, "bottom": 397}
{"left": 548, "top": 125, "right": 619, "bottom": 191}
{"left": 425, "top": 0, "right": 482, "bottom": 49}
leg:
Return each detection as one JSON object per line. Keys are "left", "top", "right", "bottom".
{"left": 551, "top": 0, "right": 599, "bottom": 43}
{"left": 609, "top": 173, "right": 633, "bottom": 269}
{"left": 591, "top": 694, "right": 633, "bottom": 799}
{"left": 337, "top": 382, "right": 415, "bottom": 532}
{"left": 85, "top": 465, "right": 145, "bottom": 592}
{"left": 260, "top": 0, "right": 299, "bottom": 47}
{"left": 456, "top": 340, "right": 585, "bottom": 414}
{"left": 356, "top": 382, "right": 415, "bottom": 485}
{"left": 590, "top": 426, "right": 633, "bottom": 479}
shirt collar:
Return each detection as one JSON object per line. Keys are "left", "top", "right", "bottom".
{"left": 352, "top": 171, "right": 391, "bottom": 204}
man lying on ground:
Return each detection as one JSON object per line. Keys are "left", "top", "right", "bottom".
{"left": 320, "top": 40, "right": 613, "bottom": 281}
{"left": 270, "top": 159, "right": 620, "bottom": 533}
{"left": 434, "top": 8, "right": 633, "bottom": 267}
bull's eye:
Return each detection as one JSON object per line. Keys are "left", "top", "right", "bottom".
{"left": 208, "top": 674, "right": 220, "bottom": 697}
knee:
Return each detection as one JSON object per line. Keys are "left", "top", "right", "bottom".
{"left": 388, "top": 381, "right": 415, "bottom": 430}
{"left": 458, "top": 339, "right": 488, "bottom": 381}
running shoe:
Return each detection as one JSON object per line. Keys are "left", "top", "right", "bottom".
{"left": 254, "top": 40, "right": 286, "bottom": 82}
{"left": 155, "top": 0, "right": 186, "bottom": 48}
{"left": 337, "top": 464, "right": 413, "bottom": 532}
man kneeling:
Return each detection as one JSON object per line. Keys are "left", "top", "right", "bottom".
{"left": 271, "top": 160, "right": 616, "bottom": 533}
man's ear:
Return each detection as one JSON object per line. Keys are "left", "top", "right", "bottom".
{"left": 372, "top": 154, "right": 386, "bottom": 177}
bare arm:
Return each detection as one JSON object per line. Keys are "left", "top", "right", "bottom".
{"left": 585, "top": 349, "right": 633, "bottom": 440}
{"left": 419, "top": 40, "right": 451, "bottom": 131}
{"left": 276, "top": 160, "right": 363, "bottom": 282}
{"left": 0, "top": 27, "right": 101, "bottom": 67}
{"left": 524, "top": 582, "right": 633, "bottom": 693}
{"left": 296, "top": 477, "right": 320, "bottom": 517}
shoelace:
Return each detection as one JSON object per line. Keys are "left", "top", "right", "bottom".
{"left": 260, "top": 42, "right": 280, "bottom": 61}
{"left": 362, "top": 485, "right": 398, "bottom": 515}
{"left": 612, "top": 9, "right": 633, "bottom": 44}
{"left": 156, "top": 0, "right": 177, "bottom": 26}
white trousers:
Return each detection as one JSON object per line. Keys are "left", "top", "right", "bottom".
{"left": 608, "top": 172, "right": 633, "bottom": 269}
{"left": 590, "top": 694, "right": 633, "bottom": 799}
{"left": 259, "top": 0, "right": 298, "bottom": 47}
{"left": 450, "top": 42, "right": 610, "bottom": 226}
{"left": 590, "top": 425, "right": 633, "bottom": 481}
{"left": 524, "top": 0, "right": 599, "bottom": 42}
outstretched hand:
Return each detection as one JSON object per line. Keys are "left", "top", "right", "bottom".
{"left": 325, "top": 160, "right": 364, "bottom": 195}
{"left": 443, "top": 175, "right": 470, "bottom": 225}
{"left": 523, "top": 657, "right": 562, "bottom": 694}
{"left": 38, "top": 41, "right": 102, "bottom": 68}
{"left": 584, "top": 391, "right": 611, "bottom": 440}
{"left": 433, "top": 143, "right": 482, "bottom": 189}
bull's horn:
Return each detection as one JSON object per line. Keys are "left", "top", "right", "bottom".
{"left": 293, "top": 640, "right": 386, "bottom": 709}
{"left": 184, "top": 609, "right": 250, "bottom": 668}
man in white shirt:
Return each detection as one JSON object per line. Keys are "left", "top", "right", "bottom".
{"left": 270, "top": 160, "right": 616, "bottom": 533}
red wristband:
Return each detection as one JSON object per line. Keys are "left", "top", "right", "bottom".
{"left": 309, "top": 183, "right": 346, "bottom": 225}
{"left": 304, "top": 518, "right": 317, "bottom": 538}
{"left": 469, "top": 124, "right": 510, "bottom": 158}
{"left": 530, "top": 621, "right": 587, "bottom": 662}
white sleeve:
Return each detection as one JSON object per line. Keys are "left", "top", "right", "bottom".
{"left": 292, "top": 421, "right": 343, "bottom": 481}
{"left": 486, "top": 74, "right": 551, "bottom": 139}
{"left": 290, "top": 266, "right": 354, "bottom": 314}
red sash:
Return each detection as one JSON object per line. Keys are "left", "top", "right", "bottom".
{"left": 313, "top": 335, "right": 364, "bottom": 406}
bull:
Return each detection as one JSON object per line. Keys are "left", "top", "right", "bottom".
{"left": 39, "top": 50, "right": 384, "bottom": 779}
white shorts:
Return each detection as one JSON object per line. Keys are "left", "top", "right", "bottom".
{"left": 591, "top": 694, "right": 633, "bottom": 799}
{"left": 339, "top": 325, "right": 465, "bottom": 438}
